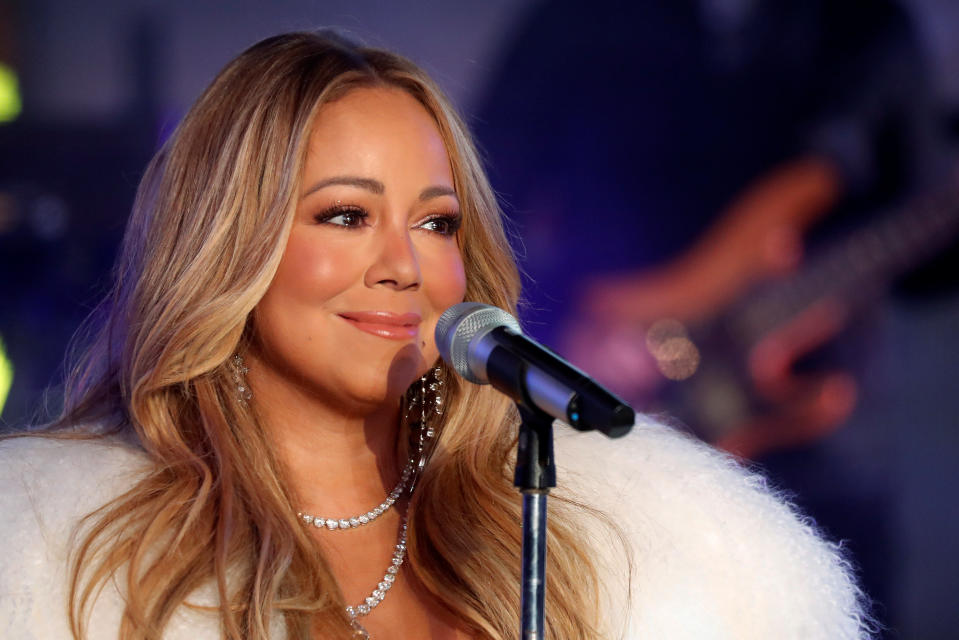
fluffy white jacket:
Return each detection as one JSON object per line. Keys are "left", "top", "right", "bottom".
{"left": 0, "top": 418, "right": 872, "bottom": 639}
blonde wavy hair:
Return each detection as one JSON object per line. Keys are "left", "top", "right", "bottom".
{"left": 51, "top": 32, "right": 606, "bottom": 639}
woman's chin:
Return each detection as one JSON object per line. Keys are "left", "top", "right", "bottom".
{"left": 333, "top": 364, "right": 425, "bottom": 413}
{"left": 330, "top": 380, "right": 412, "bottom": 417}
{"left": 247, "top": 340, "right": 433, "bottom": 417}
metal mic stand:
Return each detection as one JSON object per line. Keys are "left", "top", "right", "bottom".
{"left": 477, "top": 323, "right": 633, "bottom": 638}
{"left": 514, "top": 405, "right": 556, "bottom": 640}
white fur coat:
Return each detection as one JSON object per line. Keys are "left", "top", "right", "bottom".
{"left": 0, "top": 418, "right": 872, "bottom": 639}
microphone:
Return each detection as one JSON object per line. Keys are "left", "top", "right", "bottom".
{"left": 435, "top": 303, "right": 634, "bottom": 438}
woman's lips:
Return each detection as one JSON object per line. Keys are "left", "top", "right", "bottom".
{"left": 338, "top": 311, "right": 422, "bottom": 340}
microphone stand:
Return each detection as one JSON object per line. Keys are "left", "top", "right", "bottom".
{"left": 514, "top": 404, "right": 556, "bottom": 640}
{"left": 449, "top": 313, "right": 633, "bottom": 638}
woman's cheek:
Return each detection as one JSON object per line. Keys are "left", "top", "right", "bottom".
{"left": 278, "top": 232, "right": 358, "bottom": 302}
{"left": 435, "top": 250, "right": 467, "bottom": 305}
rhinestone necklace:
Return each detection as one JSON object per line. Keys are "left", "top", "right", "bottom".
{"left": 298, "top": 368, "right": 437, "bottom": 637}
{"left": 344, "top": 515, "right": 408, "bottom": 639}
{"left": 297, "top": 459, "right": 414, "bottom": 531}
{"left": 296, "top": 464, "right": 413, "bottom": 639}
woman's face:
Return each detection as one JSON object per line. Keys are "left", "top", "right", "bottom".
{"left": 252, "top": 86, "right": 466, "bottom": 411}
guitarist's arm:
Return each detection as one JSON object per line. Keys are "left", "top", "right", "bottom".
{"left": 580, "top": 157, "right": 843, "bottom": 327}
{"left": 560, "top": 157, "right": 855, "bottom": 457}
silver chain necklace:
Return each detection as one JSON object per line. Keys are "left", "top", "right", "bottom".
{"left": 296, "top": 458, "right": 414, "bottom": 531}
{"left": 344, "top": 515, "right": 408, "bottom": 639}
{"left": 296, "top": 367, "right": 442, "bottom": 638}
{"left": 296, "top": 456, "right": 414, "bottom": 638}
{"left": 297, "top": 457, "right": 416, "bottom": 639}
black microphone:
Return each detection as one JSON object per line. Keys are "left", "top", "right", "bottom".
{"left": 435, "top": 302, "right": 634, "bottom": 438}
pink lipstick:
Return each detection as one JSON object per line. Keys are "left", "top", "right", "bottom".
{"left": 338, "top": 311, "right": 422, "bottom": 340}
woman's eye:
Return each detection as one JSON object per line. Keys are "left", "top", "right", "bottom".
{"left": 420, "top": 214, "right": 462, "bottom": 237}
{"left": 315, "top": 206, "right": 367, "bottom": 228}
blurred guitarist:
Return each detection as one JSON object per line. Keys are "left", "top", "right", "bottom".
{"left": 476, "top": 0, "right": 943, "bottom": 458}
{"left": 475, "top": 0, "right": 948, "bottom": 628}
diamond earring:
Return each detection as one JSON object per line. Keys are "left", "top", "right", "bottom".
{"left": 230, "top": 354, "right": 253, "bottom": 403}
{"left": 406, "top": 366, "right": 444, "bottom": 491}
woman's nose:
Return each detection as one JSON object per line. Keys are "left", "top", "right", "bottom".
{"left": 365, "top": 225, "right": 421, "bottom": 290}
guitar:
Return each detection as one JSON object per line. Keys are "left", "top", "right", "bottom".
{"left": 559, "top": 159, "right": 959, "bottom": 458}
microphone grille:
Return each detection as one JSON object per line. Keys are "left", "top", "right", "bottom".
{"left": 436, "top": 303, "right": 521, "bottom": 383}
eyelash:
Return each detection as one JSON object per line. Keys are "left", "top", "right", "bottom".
{"left": 314, "top": 205, "right": 461, "bottom": 237}
{"left": 314, "top": 204, "right": 368, "bottom": 228}
{"left": 420, "top": 213, "right": 462, "bottom": 237}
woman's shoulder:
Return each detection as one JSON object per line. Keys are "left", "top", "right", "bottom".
{"left": 0, "top": 431, "right": 151, "bottom": 535}
{"left": 553, "top": 416, "right": 873, "bottom": 640}
{"left": 0, "top": 432, "right": 150, "bottom": 515}
{"left": 0, "top": 432, "right": 150, "bottom": 638}
{"left": 0, "top": 432, "right": 151, "bottom": 574}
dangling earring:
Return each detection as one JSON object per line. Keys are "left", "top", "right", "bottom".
{"left": 406, "top": 365, "right": 444, "bottom": 492}
{"left": 230, "top": 354, "right": 253, "bottom": 403}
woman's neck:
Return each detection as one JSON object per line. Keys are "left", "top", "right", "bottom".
{"left": 247, "top": 364, "right": 405, "bottom": 517}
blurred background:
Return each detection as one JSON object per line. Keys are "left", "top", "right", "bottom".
{"left": 0, "top": 1, "right": 956, "bottom": 637}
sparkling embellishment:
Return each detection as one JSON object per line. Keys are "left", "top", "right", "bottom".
{"left": 406, "top": 366, "right": 442, "bottom": 497}
{"left": 230, "top": 354, "right": 253, "bottom": 403}
{"left": 345, "top": 515, "right": 409, "bottom": 627}
{"left": 350, "top": 619, "right": 370, "bottom": 639}
{"left": 297, "top": 457, "right": 415, "bottom": 532}
{"left": 296, "top": 367, "right": 441, "bottom": 633}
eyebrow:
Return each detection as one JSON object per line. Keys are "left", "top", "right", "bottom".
{"left": 418, "top": 185, "right": 458, "bottom": 202}
{"left": 301, "top": 175, "right": 458, "bottom": 202}
{"left": 302, "top": 176, "right": 384, "bottom": 197}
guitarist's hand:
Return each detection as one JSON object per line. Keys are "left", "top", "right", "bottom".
{"left": 560, "top": 157, "right": 851, "bottom": 457}
{"left": 719, "top": 297, "right": 858, "bottom": 458}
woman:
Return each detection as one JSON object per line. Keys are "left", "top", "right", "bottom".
{"left": 0, "top": 32, "right": 871, "bottom": 639}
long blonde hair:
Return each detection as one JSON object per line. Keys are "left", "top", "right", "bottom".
{"left": 54, "top": 32, "right": 605, "bottom": 639}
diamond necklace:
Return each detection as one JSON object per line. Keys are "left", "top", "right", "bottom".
{"left": 298, "top": 368, "right": 437, "bottom": 637}
{"left": 296, "top": 463, "right": 413, "bottom": 639}
{"left": 343, "top": 515, "right": 408, "bottom": 639}
{"left": 297, "top": 458, "right": 414, "bottom": 531}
